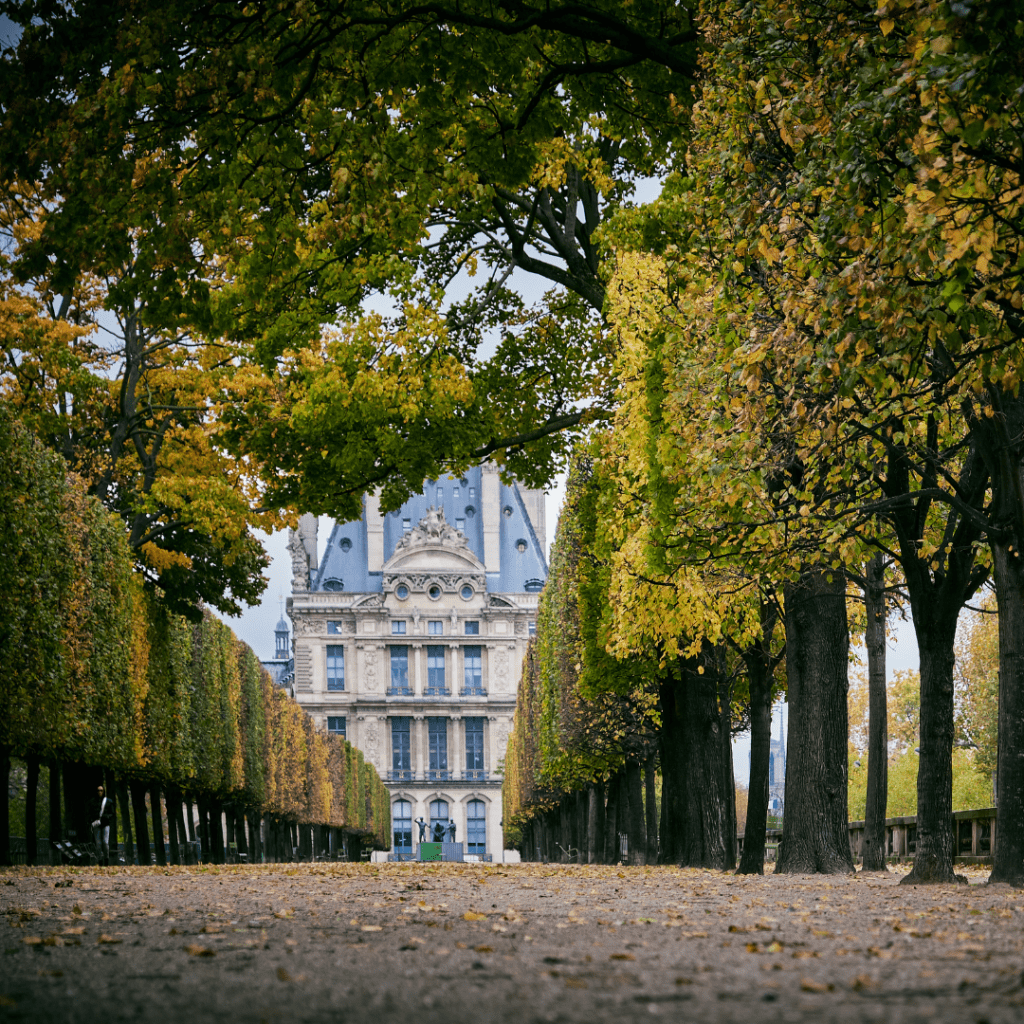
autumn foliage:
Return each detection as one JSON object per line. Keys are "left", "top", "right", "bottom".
{"left": 0, "top": 405, "right": 388, "bottom": 848}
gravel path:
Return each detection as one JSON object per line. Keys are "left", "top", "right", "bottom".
{"left": 2, "top": 862, "right": 1023, "bottom": 1023}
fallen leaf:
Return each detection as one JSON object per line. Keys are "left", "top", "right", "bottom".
{"left": 473, "top": 945, "right": 493, "bottom": 953}
{"left": 62, "top": 927, "right": 86, "bottom": 936}
{"left": 361, "top": 925, "right": 382, "bottom": 933}
{"left": 610, "top": 953, "right": 635, "bottom": 961}
{"left": 463, "top": 912, "right": 487, "bottom": 921}
{"left": 21, "top": 937, "right": 42, "bottom": 946}
{"left": 800, "top": 979, "right": 834, "bottom": 993}
{"left": 183, "top": 944, "right": 215, "bottom": 957}
{"left": 276, "top": 967, "right": 292, "bottom": 982}
{"left": 96, "top": 935, "right": 122, "bottom": 945}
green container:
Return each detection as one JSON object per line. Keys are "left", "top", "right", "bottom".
{"left": 419, "top": 843, "right": 442, "bottom": 862}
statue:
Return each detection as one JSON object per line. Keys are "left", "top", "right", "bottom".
{"left": 415, "top": 817, "right": 427, "bottom": 843}
{"left": 287, "top": 528, "right": 309, "bottom": 592}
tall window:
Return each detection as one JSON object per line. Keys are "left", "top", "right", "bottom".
{"left": 428, "top": 717, "right": 448, "bottom": 779}
{"left": 393, "top": 799, "right": 412, "bottom": 858}
{"left": 390, "top": 646, "right": 410, "bottom": 694}
{"left": 391, "top": 718, "right": 411, "bottom": 779}
{"left": 428, "top": 620, "right": 444, "bottom": 635}
{"left": 436, "top": 486, "right": 444, "bottom": 504}
{"left": 327, "top": 716, "right": 346, "bottom": 739}
{"left": 326, "top": 645, "right": 345, "bottom": 691}
{"left": 429, "top": 799, "right": 449, "bottom": 838}
{"left": 426, "top": 646, "right": 446, "bottom": 693}
{"left": 464, "top": 646, "right": 483, "bottom": 694}
{"left": 467, "top": 799, "right": 486, "bottom": 857}
{"left": 465, "top": 717, "right": 484, "bottom": 778}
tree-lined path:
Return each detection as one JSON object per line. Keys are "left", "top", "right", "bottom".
{"left": 2, "top": 863, "right": 1023, "bottom": 1023}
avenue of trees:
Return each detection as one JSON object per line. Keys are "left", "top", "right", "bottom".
{"left": 0, "top": 407, "right": 390, "bottom": 864}
{"left": 2, "top": 0, "right": 1024, "bottom": 886}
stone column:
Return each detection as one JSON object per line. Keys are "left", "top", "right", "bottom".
{"left": 449, "top": 642, "right": 460, "bottom": 696}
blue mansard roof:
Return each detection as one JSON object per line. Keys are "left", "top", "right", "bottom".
{"left": 312, "top": 467, "right": 548, "bottom": 595}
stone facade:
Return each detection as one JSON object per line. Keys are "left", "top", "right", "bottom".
{"left": 286, "top": 466, "right": 546, "bottom": 861}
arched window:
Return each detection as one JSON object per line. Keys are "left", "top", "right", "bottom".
{"left": 393, "top": 800, "right": 412, "bottom": 858}
{"left": 467, "top": 799, "right": 486, "bottom": 857}
{"left": 429, "top": 800, "right": 449, "bottom": 840}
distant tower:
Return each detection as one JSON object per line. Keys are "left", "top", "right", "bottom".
{"left": 275, "top": 609, "right": 290, "bottom": 659}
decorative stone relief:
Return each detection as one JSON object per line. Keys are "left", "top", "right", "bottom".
{"left": 392, "top": 506, "right": 465, "bottom": 551}
{"left": 362, "top": 646, "right": 379, "bottom": 693}
{"left": 294, "top": 618, "right": 323, "bottom": 637}
{"left": 492, "top": 647, "right": 510, "bottom": 693}
{"left": 493, "top": 718, "right": 511, "bottom": 761}
{"left": 363, "top": 719, "right": 381, "bottom": 771}
{"left": 385, "top": 572, "right": 485, "bottom": 595}
{"left": 356, "top": 594, "right": 385, "bottom": 608}
{"left": 514, "top": 619, "right": 527, "bottom": 635}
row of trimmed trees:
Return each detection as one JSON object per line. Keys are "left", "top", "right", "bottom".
{"left": 0, "top": 405, "right": 390, "bottom": 864}
{"left": 505, "top": 0, "right": 1024, "bottom": 888}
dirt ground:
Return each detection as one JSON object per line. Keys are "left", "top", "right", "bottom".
{"left": 1, "top": 861, "right": 1023, "bottom": 1024}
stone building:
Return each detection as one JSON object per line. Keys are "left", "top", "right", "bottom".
{"left": 260, "top": 612, "right": 295, "bottom": 695}
{"left": 768, "top": 709, "right": 787, "bottom": 815}
{"left": 286, "top": 465, "right": 546, "bottom": 860}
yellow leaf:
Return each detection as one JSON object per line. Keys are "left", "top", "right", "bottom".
{"left": 880, "top": 18, "right": 894, "bottom": 35}
{"left": 801, "top": 978, "right": 833, "bottom": 993}
{"left": 463, "top": 911, "right": 488, "bottom": 921}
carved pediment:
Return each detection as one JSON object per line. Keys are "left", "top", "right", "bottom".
{"left": 384, "top": 507, "right": 485, "bottom": 574}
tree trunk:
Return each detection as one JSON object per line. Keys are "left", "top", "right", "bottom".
{"left": 0, "top": 746, "right": 10, "bottom": 866}
{"left": 116, "top": 777, "right": 134, "bottom": 865}
{"left": 248, "top": 810, "right": 262, "bottom": 863}
{"left": 49, "top": 759, "right": 63, "bottom": 862}
{"left": 225, "top": 805, "right": 237, "bottom": 861}
{"left": 236, "top": 807, "right": 249, "bottom": 861}
{"left": 680, "top": 647, "right": 729, "bottom": 869}
{"left": 209, "top": 797, "right": 226, "bottom": 864}
{"left": 150, "top": 782, "right": 167, "bottom": 866}
{"left": 197, "top": 794, "right": 211, "bottom": 863}
{"left": 164, "top": 787, "right": 181, "bottom": 865}
{"left": 658, "top": 679, "right": 686, "bottom": 864}
{"left": 719, "top": 665, "right": 736, "bottom": 870}
{"left": 63, "top": 761, "right": 91, "bottom": 843}
{"left": 604, "top": 773, "right": 620, "bottom": 864}
{"left": 25, "top": 755, "right": 39, "bottom": 866}
{"left": 104, "top": 769, "right": 119, "bottom": 865}
{"left": 129, "top": 781, "right": 152, "bottom": 865}
{"left": 989, "top": 539, "right": 1024, "bottom": 884}
{"left": 974, "top": 389, "right": 1024, "bottom": 886}
{"left": 586, "top": 785, "right": 599, "bottom": 864}
{"left": 776, "top": 569, "right": 854, "bottom": 874}
{"left": 862, "top": 553, "right": 889, "bottom": 871}
{"left": 593, "top": 780, "right": 605, "bottom": 864}
{"left": 738, "top": 647, "right": 773, "bottom": 874}
{"left": 624, "top": 760, "right": 646, "bottom": 865}
{"left": 184, "top": 795, "right": 197, "bottom": 843}
{"left": 644, "top": 754, "right": 658, "bottom": 864}
{"left": 901, "top": 620, "right": 959, "bottom": 885}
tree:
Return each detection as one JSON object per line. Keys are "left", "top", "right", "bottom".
{"left": 0, "top": 1, "right": 702, "bottom": 520}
